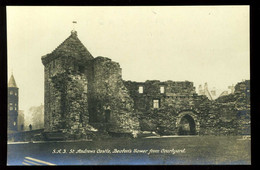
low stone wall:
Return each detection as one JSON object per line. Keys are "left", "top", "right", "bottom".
{"left": 8, "top": 129, "right": 44, "bottom": 142}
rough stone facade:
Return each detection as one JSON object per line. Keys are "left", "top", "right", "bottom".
{"left": 124, "top": 80, "right": 250, "bottom": 135}
{"left": 124, "top": 80, "right": 199, "bottom": 135}
{"left": 42, "top": 31, "right": 139, "bottom": 139}
{"left": 89, "top": 57, "right": 139, "bottom": 133}
{"left": 214, "top": 80, "right": 250, "bottom": 135}
{"left": 42, "top": 31, "right": 250, "bottom": 139}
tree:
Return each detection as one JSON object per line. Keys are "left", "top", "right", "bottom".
{"left": 29, "top": 104, "right": 44, "bottom": 129}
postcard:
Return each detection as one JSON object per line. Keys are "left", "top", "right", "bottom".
{"left": 7, "top": 6, "right": 250, "bottom": 165}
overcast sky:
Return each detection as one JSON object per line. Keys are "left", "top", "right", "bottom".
{"left": 7, "top": 6, "right": 249, "bottom": 116}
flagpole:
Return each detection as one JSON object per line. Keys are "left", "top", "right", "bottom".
{"left": 72, "top": 21, "right": 77, "bottom": 32}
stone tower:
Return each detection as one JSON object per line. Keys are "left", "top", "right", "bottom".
{"left": 41, "top": 30, "right": 93, "bottom": 132}
{"left": 8, "top": 73, "right": 19, "bottom": 132}
{"left": 42, "top": 30, "right": 140, "bottom": 137}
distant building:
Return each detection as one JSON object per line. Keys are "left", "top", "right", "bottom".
{"left": 198, "top": 83, "right": 235, "bottom": 100}
{"left": 198, "top": 84, "right": 204, "bottom": 95}
{"left": 198, "top": 82, "right": 213, "bottom": 100}
{"left": 210, "top": 87, "right": 216, "bottom": 97}
{"left": 219, "top": 91, "right": 229, "bottom": 98}
{"left": 8, "top": 73, "right": 19, "bottom": 132}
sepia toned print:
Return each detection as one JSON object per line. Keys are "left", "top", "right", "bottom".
{"left": 7, "top": 6, "right": 250, "bottom": 165}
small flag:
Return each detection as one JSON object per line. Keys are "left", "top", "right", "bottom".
{"left": 73, "top": 21, "right": 77, "bottom": 23}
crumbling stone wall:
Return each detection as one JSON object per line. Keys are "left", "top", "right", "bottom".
{"left": 214, "top": 80, "right": 250, "bottom": 135}
{"left": 124, "top": 80, "right": 250, "bottom": 136}
{"left": 43, "top": 55, "right": 90, "bottom": 137}
{"left": 90, "top": 57, "right": 139, "bottom": 133}
{"left": 41, "top": 31, "right": 250, "bottom": 139}
{"left": 43, "top": 50, "right": 250, "bottom": 137}
{"left": 124, "top": 80, "right": 202, "bottom": 135}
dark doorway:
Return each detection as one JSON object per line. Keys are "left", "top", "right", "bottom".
{"left": 178, "top": 114, "right": 196, "bottom": 135}
{"left": 105, "top": 110, "right": 111, "bottom": 123}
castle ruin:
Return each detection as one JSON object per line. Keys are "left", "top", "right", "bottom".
{"left": 41, "top": 30, "right": 250, "bottom": 139}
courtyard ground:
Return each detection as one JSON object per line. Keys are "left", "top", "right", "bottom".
{"left": 7, "top": 135, "right": 251, "bottom": 165}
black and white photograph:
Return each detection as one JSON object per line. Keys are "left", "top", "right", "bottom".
{"left": 6, "top": 6, "right": 250, "bottom": 165}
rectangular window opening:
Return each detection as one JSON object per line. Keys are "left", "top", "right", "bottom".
{"left": 139, "top": 86, "right": 144, "bottom": 94}
{"left": 160, "top": 86, "right": 165, "bottom": 93}
{"left": 153, "top": 99, "right": 160, "bottom": 109}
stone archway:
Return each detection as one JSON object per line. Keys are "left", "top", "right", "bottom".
{"left": 176, "top": 111, "right": 200, "bottom": 135}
